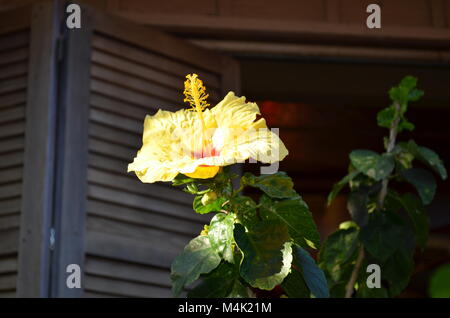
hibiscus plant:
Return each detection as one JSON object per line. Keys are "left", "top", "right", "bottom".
{"left": 322, "top": 76, "right": 447, "bottom": 298}
{"left": 128, "top": 74, "right": 328, "bottom": 298}
{"left": 128, "top": 74, "right": 446, "bottom": 298}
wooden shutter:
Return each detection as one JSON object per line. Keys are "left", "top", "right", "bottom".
{"left": 0, "top": 2, "right": 239, "bottom": 298}
{"left": 0, "top": 6, "right": 32, "bottom": 298}
{"left": 77, "top": 7, "right": 239, "bottom": 298}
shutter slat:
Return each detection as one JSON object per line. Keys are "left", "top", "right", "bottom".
{"left": 86, "top": 199, "right": 201, "bottom": 236}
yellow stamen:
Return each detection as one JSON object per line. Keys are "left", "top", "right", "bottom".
{"left": 184, "top": 74, "right": 210, "bottom": 129}
{"left": 183, "top": 74, "right": 210, "bottom": 151}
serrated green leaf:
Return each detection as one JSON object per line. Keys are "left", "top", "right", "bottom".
{"left": 429, "top": 263, "right": 450, "bottom": 298}
{"left": 187, "top": 262, "right": 252, "bottom": 298}
{"left": 408, "top": 88, "right": 424, "bottom": 102}
{"left": 242, "top": 172, "right": 298, "bottom": 199}
{"left": 350, "top": 150, "right": 394, "bottom": 181}
{"left": 234, "top": 222, "right": 292, "bottom": 290}
{"left": 193, "top": 195, "right": 227, "bottom": 214}
{"left": 327, "top": 170, "right": 360, "bottom": 206}
{"left": 232, "top": 196, "right": 258, "bottom": 228}
{"left": 381, "top": 249, "right": 414, "bottom": 297}
{"left": 377, "top": 105, "right": 396, "bottom": 129}
{"left": 281, "top": 268, "right": 310, "bottom": 298}
{"left": 400, "top": 76, "right": 418, "bottom": 90}
{"left": 389, "top": 76, "right": 421, "bottom": 104}
{"left": 416, "top": 146, "right": 447, "bottom": 180}
{"left": 171, "top": 236, "right": 221, "bottom": 297}
{"left": 398, "top": 118, "right": 415, "bottom": 132}
{"left": 293, "top": 246, "right": 329, "bottom": 298}
{"left": 401, "top": 168, "right": 436, "bottom": 205}
{"left": 387, "top": 192, "right": 429, "bottom": 248}
{"left": 208, "top": 213, "right": 235, "bottom": 263}
{"left": 260, "top": 195, "right": 321, "bottom": 249}
{"left": 318, "top": 228, "right": 359, "bottom": 284}
{"left": 399, "top": 141, "right": 447, "bottom": 180}
{"left": 360, "top": 211, "right": 414, "bottom": 263}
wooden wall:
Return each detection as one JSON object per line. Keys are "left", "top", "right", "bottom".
{"left": 80, "top": 9, "right": 239, "bottom": 297}
{"left": 83, "top": 32, "right": 210, "bottom": 296}
{"left": 0, "top": 28, "right": 29, "bottom": 297}
{"left": 0, "top": 2, "right": 240, "bottom": 298}
{"left": 98, "top": 0, "right": 450, "bottom": 28}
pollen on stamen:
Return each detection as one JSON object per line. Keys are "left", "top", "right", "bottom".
{"left": 183, "top": 73, "right": 210, "bottom": 112}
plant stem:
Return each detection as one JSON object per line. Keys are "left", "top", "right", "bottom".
{"left": 377, "top": 101, "right": 401, "bottom": 210}
{"left": 345, "top": 102, "right": 401, "bottom": 298}
{"left": 345, "top": 246, "right": 365, "bottom": 298}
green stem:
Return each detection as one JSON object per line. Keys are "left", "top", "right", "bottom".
{"left": 377, "top": 101, "right": 401, "bottom": 210}
{"left": 345, "top": 101, "right": 401, "bottom": 298}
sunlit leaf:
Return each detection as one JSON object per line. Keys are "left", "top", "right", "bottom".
{"left": 234, "top": 222, "right": 292, "bottom": 290}
{"left": 208, "top": 213, "right": 235, "bottom": 263}
{"left": 260, "top": 195, "right": 321, "bottom": 249}
{"left": 242, "top": 172, "right": 298, "bottom": 199}
{"left": 350, "top": 150, "right": 394, "bottom": 181}
{"left": 193, "top": 195, "right": 227, "bottom": 214}
{"left": 171, "top": 236, "right": 221, "bottom": 297}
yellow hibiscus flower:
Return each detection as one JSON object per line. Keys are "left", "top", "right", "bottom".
{"left": 128, "top": 74, "right": 289, "bottom": 183}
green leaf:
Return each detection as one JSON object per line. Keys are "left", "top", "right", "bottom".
{"left": 187, "top": 262, "right": 253, "bottom": 298}
{"left": 242, "top": 172, "right": 298, "bottom": 199}
{"left": 293, "top": 246, "right": 329, "bottom": 298}
{"left": 381, "top": 249, "right": 414, "bottom": 297}
{"left": 327, "top": 170, "right": 360, "bottom": 206}
{"left": 172, "top": 174, "right": 196, "bottom": 186}
{"left": 395, "top": 149, "right": 415, "bottom": 170}
{"left": 347, "top": 188, "right": 369, "bottom": 227}
{"left": 193, "top": 195, "right": 227, "bottom": 214}
{"left": 350, "top": 150, "right": 395, "bottom": 181}
{"left": 401, "top": 168, "right": 436, "bottom": 205}
{"left": 416, "top": 146, "right": 447, "bottom": 180}
{"left": 232, "top": 196, "right": 258, "bottom": 228}
{"left": 360, "top": 211, "right": 414, "bottom": 263}
{"left": 389, "top": 76, "right": 423, "bottom": 105}
{"left": 408, "top": 88, "right": 424, "bottom": 102}
{"left": 208, "top": 213, "right": 235, "bottom": 263}
{"left": 399, "top": 141, "right": 447, "bottom": 180}
{"left": 281, "top": 268, "right": 310, "bottom": 298}
{"left": 260, "top": 195, "right": 321, "bottom": 249}
{"left": 318, "top": 228, "right": 359, "bottom": 284}
{"left": 387, "top": 192, "right": 429, "bottom": 248}
{"left": 171, "top": 236, "right": 221, "bottom": 297}
{"left": 377, "top": 105, "right": 396, "bottom": 129}
{"left": 234, "top": 222, "right": 293, "bottom": 290}
{"left": 398, "top": 118, "right": 415, "bottom": 132}
{"left": 429, "top": 263, "right": 450, "bottom": 298}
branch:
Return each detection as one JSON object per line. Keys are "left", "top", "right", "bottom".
{"left": 377, "top": 101, "right": 401, "bottom": 210}
{"left": 345, "top": 102, "right": 401, "bottom": 298}
{"left": 345, "top": 246, "right": 365, "bottom": 298}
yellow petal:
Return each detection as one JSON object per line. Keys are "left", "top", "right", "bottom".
{"left": 184, "top": 166, "right": 220, "bottom": 179}
{"left": 212, "top": 92, "right": 261, "bottom": 129}
{"left": 217, "top": 120, "right": 289, "bottom": 164}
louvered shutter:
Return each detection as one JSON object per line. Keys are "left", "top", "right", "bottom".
{"left": 0, "top": 6, "right": 31, "bottom": 298}
{"left": 76, "top": 6, "right": 240, "bottom": 298}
